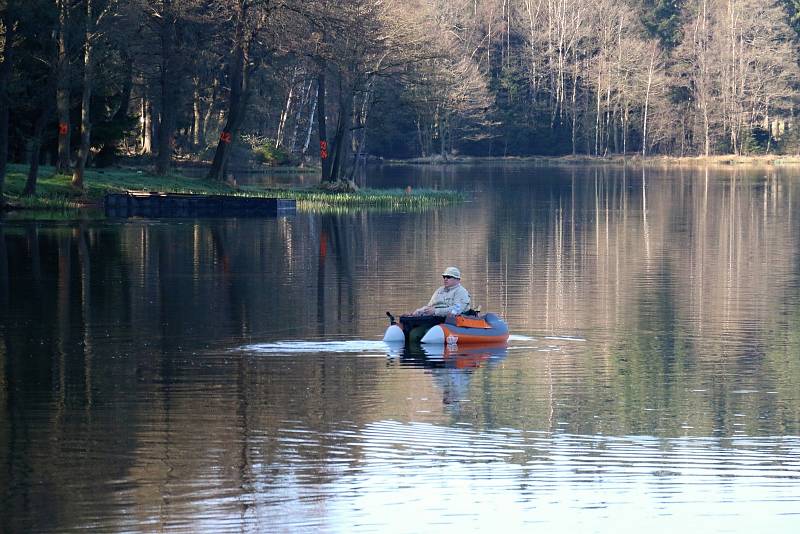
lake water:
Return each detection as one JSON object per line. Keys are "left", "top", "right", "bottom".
{"left": 1, "top": 163, "right": 799, "bottom": 533}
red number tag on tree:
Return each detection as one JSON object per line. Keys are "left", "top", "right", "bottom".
{"left": 320, "top": 140, "right": 328, "bottom": 159}
{"left": 220, "top": 132, "right": 232, "bottom": 144}
{"left": 58, "top": 123, "right": 68, "bottom": 136}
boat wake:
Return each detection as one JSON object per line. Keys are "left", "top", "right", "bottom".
{"left": 238, "top": 340, "right": 394, "bottom": 355}
{"left": 543, "top": 335, "right": 586, "bottom": 342}
{"left": 237, "top": 335, "right": 567, "bottom": 356}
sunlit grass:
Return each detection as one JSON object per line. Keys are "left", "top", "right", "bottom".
{"left": 235, "top": 186, "right": 462, "bottom": 212}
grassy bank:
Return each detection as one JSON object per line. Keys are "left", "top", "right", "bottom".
{"left": 1, "top": 164, "right": 464, "bottom": 214}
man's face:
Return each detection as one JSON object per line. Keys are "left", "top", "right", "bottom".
{"left": 442, "top": 275, "right": 459, "bottom": 288}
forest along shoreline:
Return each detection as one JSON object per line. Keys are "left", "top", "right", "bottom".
{"left": 3, "top": 0, "right": 799, "bottom": 213}
{"left": 0, "top": 163, "right": 464, "bottom": 215}
{"left": 3, "top": 153, "right": 798, "bottom": 215}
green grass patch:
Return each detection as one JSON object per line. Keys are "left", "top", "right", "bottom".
{"left": 2, "top": 164, "right": 464, "bottom": 215}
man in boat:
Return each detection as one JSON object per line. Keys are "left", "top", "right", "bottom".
{"left": 412, "top": 266, "right": 471, "bottom": 317}
{"left": 385, "top": 266, "right": 508, "bottom": 345}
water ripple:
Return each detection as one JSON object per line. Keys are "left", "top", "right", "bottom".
{"left": 257, "top": 421, "right": 800, "bottom": 532}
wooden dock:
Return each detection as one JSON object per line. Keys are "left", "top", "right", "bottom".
{"left": 105, "top": 192, "right": 296, "bottom": 218}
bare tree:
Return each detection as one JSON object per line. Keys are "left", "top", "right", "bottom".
{"left": 641, "top": 41, "right": 663, "bottom": 156}
{"left": 718, "top": 0, "right": 797, "bottom": 154}
{"left": 675, "top": 0, "right": 797, "bottom": 156}
{"left": 207, "top": 0, "right": 273, "bottom": 182}
{"left": 307, "top": 0, "right": 431, "bottom": 183}
{"left": 55, "top": 0, "right": 75, "bottom": 174}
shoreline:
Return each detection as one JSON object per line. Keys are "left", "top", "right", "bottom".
{"left": 3, "top": 152, "right": 797, "bottom": 215}
{"left": 0, "top": 164, "right": 462, "bottom": 216}
{"left": 380, "top": 154, "right": 800, "bottom": 166}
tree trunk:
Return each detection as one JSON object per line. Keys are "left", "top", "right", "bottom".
{"left": 71, "top": 0, "right": 96, "bottom": 190}
{"left": 155, "top": 7, "right": 177, "bottom": 175}
{"left": 141, "top": 94, "right": 152, "bottom": 154}
{"left": 348, "top": 82, "right": 375, "bottom": 180}
{"left": 642, "top": 44, "right": 656, "bottom": 157}
{"left": 290, "top": 78, "right": 313, "bottom": 153}
{"left": 191, "top": 78, "right": 202, "bottom": 148}
{"left": 207, "top": 2, "right": 251, "bottom": 182}
{"left": 623, "top": 105, "right": 629, "bottom": 155}
{"left": 571, "top": 56, "right": 578, "bottom": 156}
{"left": 96, "top": 55, "right": 132, "bottom": 166}
{"left": 604, "top": 64, "right": 612, "bottom": 156}
{"left": 301, "top": 82, "right": 317, "bottom": 158}
{"left": 415, "top": 117, "right": 425, "bottom": 157}
{"left": 276, "top": 67, "right": 297, "bottom": 148}
{"left": 594, "top": 67, "right": 602, "bottom": 156}
{"left": 316, "top": 70, "right": 332, "bottom": 182}
{"left": 0, "top": 3, "right": 15, "bottom": 206}
{"left": 24, "top": 100, "right": 54, "bottom": 195}
{"left": 0, "top": 225, "right": 7, "bottom": 308}
{"left": 440, "top": 111, "right": 448, "bottom": 161}
{"left": 328, "top": 88, "right": 354, "bottom": 183}
{"left": 765, "top": 101, "right": 772, "bottom": 154}
{"left": 201, "top": 77, "right": 219, "bottom": 148}
{"left": 55, "top": 0, "right": 72, "bottom": 175}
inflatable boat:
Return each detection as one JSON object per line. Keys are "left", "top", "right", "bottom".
{"left": 383, "top": 312, "right": 509, "bottom": 345}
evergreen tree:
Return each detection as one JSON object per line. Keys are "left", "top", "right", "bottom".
{"left": 640, "top": 0, "right": 684, "bottom": 49}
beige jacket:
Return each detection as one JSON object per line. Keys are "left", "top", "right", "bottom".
{"left": 427, "top": 284, "right": 471, "bottom": 316}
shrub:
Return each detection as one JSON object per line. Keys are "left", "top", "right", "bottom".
{"left": 258, "top": 144, "right": 291, "bottom": 165}
{"left": 242, "top": 135, "right": 291, "bottom": 166}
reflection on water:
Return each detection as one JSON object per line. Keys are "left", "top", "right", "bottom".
{"left": 263, "top": 421, "right": 800, "bottom": 532}
{"left": 1, "top": 164, "right": 800, "bottom": 532}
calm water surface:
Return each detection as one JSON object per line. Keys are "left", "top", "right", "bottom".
{"left": 2, "top": 164, "right": 800, "bottom": 532}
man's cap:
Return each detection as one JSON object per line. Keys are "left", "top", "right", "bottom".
{"left": 441, "top": 266, "right": 461, "bottom": 279}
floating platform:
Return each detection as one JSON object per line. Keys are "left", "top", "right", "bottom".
{"left": 105, "top": 192, "right": 296, "bottom": 218}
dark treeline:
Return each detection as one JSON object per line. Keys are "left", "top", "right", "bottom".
{"left": 2, "top": 0, "right": 800, "bottom": 200}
